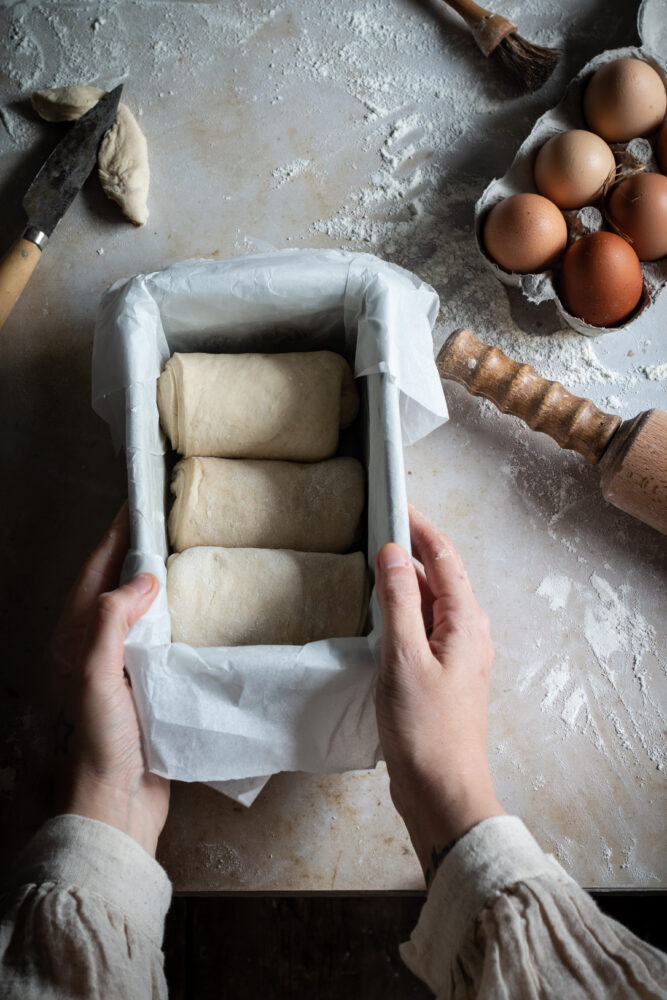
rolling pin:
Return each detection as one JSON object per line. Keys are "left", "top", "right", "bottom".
{"left": 436, "top": 328, "right": 667, "bottom": 535}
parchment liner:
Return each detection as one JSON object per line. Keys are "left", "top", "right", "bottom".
{"left": 92, "top": 249, "right": 448, "bottom": 805}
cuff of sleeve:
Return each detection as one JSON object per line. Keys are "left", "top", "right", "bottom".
{"left": 400, "top": 815, "right": 574, "bottom": 988}
{"left": 8, "top": 815, "right": 172, "bottom": 947}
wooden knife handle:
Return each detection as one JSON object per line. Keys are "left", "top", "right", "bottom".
{"left": 441, "top": 0, "right": 516, "bottom": 54}
{"left": 0, "top": 237, "right": 42, "bottom": 329}
{"left": 436, "top": 328, "right": 622, "bottom": 465}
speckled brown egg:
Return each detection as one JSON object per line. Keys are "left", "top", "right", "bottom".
{"left": 483, "top": 193, "right": 567, "bottom": 273}
{"left": 559, "top": 231, "right": 643, "bottom": 327}
{"left": 534, "top": 129, "right": 616, "bottom": 209}
{"left": 607, "top": 172, "right": 667, "bottom": 261}
{"left": 583, "top": 58, "right": 666, "bottom": 142}
{"left": 657, "top": 121, "right": 667, "bottom": 174}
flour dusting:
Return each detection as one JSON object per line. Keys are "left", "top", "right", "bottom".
{"left": 537, "top": 574, "right": 572, "bottom": 611}
{"left": 1, "top": 0, "right": 664, "bottom": 889}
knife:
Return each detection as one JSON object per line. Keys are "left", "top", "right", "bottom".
{"left": 0, "top": 84, "right": 123, "bottom": 329}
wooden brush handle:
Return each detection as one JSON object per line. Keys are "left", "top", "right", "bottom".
{"left": 436, "top": 328, "right": 622, "bottom": 465}
{"left": 441, "top": 0, "right": 516, "bottom": 54}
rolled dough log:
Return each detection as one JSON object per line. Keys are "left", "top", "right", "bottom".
{"left": 157, "top": 351, "right": 359, "bottom": 460}
{"left": 167, "top": 547, "right": 369, "bottom": 646}
{"left": 31, "top": 85, "right": 150, "bottom": 225}
{"left": 169, "top": 456, "right": 365, "bottom": 553}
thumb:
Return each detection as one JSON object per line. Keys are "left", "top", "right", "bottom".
{"left": 375, "top": 544, "right": 429, "bottom": 669}
{"left": 83, "top": 574, "right": 159, "bottom": 683}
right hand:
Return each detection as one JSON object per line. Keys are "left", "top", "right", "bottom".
{"left": 374, "top": 505, "right": 504, "bottom": 885}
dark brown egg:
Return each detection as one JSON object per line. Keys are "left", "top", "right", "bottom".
{"left": 559, "top": 232, "right": 643, "bottom": 327}
{"left": 608, "top": 172, "right": 667, "bottom": 261}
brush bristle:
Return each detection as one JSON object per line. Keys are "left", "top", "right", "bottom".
{"left": 494, "top": 32, "right": 560, "bottom": 93}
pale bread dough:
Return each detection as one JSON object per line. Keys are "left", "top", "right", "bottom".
{"left": 167, "top": 547, "right": 368, "bottom": 646}
{"left": 169, "top": 456, "right": 365, "bottom": 553}
{"left": 31, "top": 85, "right": 150, "bottom": 225}
{"left": 157, "top": 351, "right": 359, "bottom": 460}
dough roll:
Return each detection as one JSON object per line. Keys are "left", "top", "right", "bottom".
{"left": 169, "top": 456, "right": 365, "bottom": 553}
{"left": 167, "top": 547, "right": 369, "bottom": 647}
{"left": 157, "top": 351, "right": 359, "bottom": 460}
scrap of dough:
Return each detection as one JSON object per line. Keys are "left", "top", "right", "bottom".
{"left": 157, "top": 351, "right": 359, "bottom": 461}
{"left": 167, "top": 547, "right": 369, "bottom": 646}
{"left": 169, "top": 455, "right": 365, "bottom": 553}
{"left": 31, "top": 85, "right": 104, "bottom": 122}
{"left": 31, "top": 85, "right": 150, "bottom": 225}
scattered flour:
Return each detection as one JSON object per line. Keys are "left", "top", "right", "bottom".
{"left": 585, "top": 573, "right": 656, "bottom": 668}
{"left": 271, "top": 158, "right": 313, "bottom": 189}
{"left": 536, "top": 573, "right": 572, "bottom": 611}
{"left": 641, "top": 362, "right": 667, "bottom": 380}
{"left": 541, "top": 660, "right": 571, "bottom": 711}
{"left": 560, "top": 688, "right": 586, "bottom": 729}
{"left": 1, "top": 0, "right": 663, "bottom": 886}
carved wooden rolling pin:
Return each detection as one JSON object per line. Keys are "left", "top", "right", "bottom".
{"left": 437, "top": 328, "right": 667, "bottom": 535}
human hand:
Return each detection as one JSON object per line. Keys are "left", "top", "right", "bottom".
{"left": 49, "top": 503, "right": 169, "bottom": 857}
{"left": 375, "top": 505, "right": 504, "bottom": 884}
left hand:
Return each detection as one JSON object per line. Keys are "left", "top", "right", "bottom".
{"left": 374, "top": 505, "right": 503, "bottom": 882}
{"left": 48, "top": 503, "right": 169, "bottom": 857}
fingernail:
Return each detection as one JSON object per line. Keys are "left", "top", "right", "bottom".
{"left": 378, "top": 544, "right": 410, "bottom": 570}
{"left": 129, "top": 573, "right": 154, "bottom": 595}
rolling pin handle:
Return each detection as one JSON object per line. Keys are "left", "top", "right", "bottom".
{"left": 436, "top": 328, "right": 622, "bottom": 466}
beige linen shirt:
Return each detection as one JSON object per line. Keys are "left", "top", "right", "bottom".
{"left": 1, "top": 813, "right": 665, "bottom": 999}
{"left": 402, "top": 815, "right": 667, "bottom": 998}
{"left": 0, "top": 815, "right": 170, "bottom": 999}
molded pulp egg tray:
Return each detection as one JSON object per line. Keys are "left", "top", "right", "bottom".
{"left": 475, "top": 0, "right": 667, "bottom": 336}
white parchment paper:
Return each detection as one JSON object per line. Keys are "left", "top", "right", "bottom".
{"left": 92, "top": 249, "right": 448, "bottom": 804}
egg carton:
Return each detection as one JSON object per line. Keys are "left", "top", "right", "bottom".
{"left": 475, "top": 0, "right": 667, "bottom": 337}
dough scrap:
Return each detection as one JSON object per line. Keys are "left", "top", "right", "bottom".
{"left": 167, "top": 547, "right": 369, "bottom": 646}
{"left": 31, "top": 85, "right": 149, "bottom": 225}
{"left": 157, "top": 351, "right": 359, "bottom": 461}
{"left": 169, "top": 456, "right": 365, "bottom": 553}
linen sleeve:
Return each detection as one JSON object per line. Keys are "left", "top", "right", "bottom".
{"left": 400, "top": 815, "right": 667, "bottom": 1000}
{"left": 0, "top": 814, "right": 172, "bottom": 1000}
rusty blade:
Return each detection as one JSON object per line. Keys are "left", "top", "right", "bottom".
{"left": 23, "top": 84, "right": 123, "bottom": 237}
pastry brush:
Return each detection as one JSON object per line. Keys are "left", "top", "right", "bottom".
{"left": 441, "top": 0, "right": 560, "bottom": 93}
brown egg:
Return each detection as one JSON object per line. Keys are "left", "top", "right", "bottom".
{"left": 559, "top": 232, "right": 643, "bottom": 327}
{"left": 483, "top": 193, "right": 567, "bottom": 273}
{"left": 583, "top": 58, "right": 666, "bottom": 142}
{"left": 534, "top": 130, "right": 616, "bottom": 209}
{"left": 657, "top": 121, "right": 667, "bottom": 174}
{"left": 608, "top": 172, "right": 667, "bottom": 261}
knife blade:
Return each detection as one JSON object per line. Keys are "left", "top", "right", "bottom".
{"left": 0, "top": 84, "right": 123, "bottom": 329}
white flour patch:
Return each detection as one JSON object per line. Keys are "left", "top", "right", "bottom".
{"left": 586, "top": 574, "right": 656, "bottom": 667}
{"left": 641, "top": 362, "right": 667, "bottom": 380}
{"left": 581, "top": 574, "right": 664, "bottom": 769}
{"left": 537, "top": 573, "right": 572, "bottom": 611}
{"left": 541, "top": 660, "right": 571, "bottom": 711}
{"left": 271, "top": 158, "right": 313, "bottom": 189}
{"left": 561, "top": 688, "right": 586, "bottom": 729}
